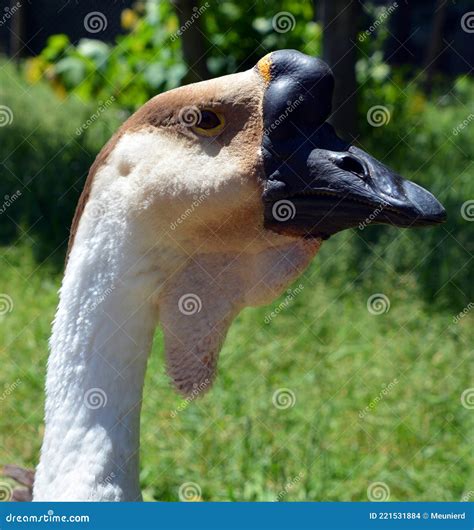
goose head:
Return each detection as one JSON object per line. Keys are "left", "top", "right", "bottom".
{"left": 70, "top": 50, "right": 445, "bottom": 396}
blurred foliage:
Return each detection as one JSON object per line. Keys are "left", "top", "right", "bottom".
{"left": 0, "top": 60, "right": 124, "bottom": 262}
{"left": 25, "top": 2, "right": 184, "bottom": 109}
{"left": 25, "top": 0, "right": 320, "bottom": 110}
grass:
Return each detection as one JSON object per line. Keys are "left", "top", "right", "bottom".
{"left": 0, "top": 239, "right": 472, "bottom": 502}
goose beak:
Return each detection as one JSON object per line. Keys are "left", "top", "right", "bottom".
{"left": 259, "top": 50, "right": 447, "bottom": 239}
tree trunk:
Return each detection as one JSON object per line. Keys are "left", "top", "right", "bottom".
{"left": 172, "top": 0, "right": 210, "bottom": 84}
{"left": 319, "top": 0, "right": 360, "bottom": 141}
{"left": 9, "top": 0, "right": 26, "bottom": 61}
{"left": 423, "top": 0, "right": 448, "bottom": 95}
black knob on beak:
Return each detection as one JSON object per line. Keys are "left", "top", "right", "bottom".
{"left": 261, "top": 49, "right": 335, "bottom": 135}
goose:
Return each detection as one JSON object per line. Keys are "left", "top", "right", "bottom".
{"left": 23, "top": 50, "right": 444, "bottom": 501}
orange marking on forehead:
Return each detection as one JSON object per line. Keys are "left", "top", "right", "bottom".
{"left": 257, "top": 54, "right": 273, "bottom": 84}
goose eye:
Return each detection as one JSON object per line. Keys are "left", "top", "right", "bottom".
{"left": 192, "top": 109, "right": 225, "bottom": 136}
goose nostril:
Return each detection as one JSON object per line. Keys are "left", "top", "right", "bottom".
{"left": 334, "top": 154, "right": 368, "bottom": 179}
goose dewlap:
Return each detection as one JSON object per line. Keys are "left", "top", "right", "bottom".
{"left": 34, "top": 50, "right": 445, "bottom": 501}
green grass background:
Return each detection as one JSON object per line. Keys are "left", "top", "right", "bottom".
{"left": 0, "top": 61, "right": 473, "bottom": 502}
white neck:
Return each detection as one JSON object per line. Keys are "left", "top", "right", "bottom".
{"left": 33, "top": 212, "right": 160, "bottom": 501}
{"left": 32, "top": 139, "right": 321, "bottom": 500}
